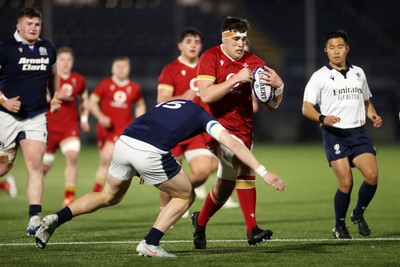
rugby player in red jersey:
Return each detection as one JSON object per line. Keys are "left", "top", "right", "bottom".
{"left": 192, "top": 16, "right": 285, "bottom": 249}
{"left": 157, "top": 28, "right": 239, "bottom": 216}
{"left": 43, "top": 47, "right": 90, "bottom": 207}
{"left": 90, "top": 56, "right": 146, "bottom": 192}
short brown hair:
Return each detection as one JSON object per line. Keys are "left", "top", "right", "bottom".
{"left": 17, "top": 7, "right": 42, "bottom": 22}
{"left": 57, "top": 46, "right": 74, "bottom": 57}
{"left": 221, "top": 16, "right": 250, "bottom": 33}
{"left": 112, "top": 56, "right": 131, "bottom": 65}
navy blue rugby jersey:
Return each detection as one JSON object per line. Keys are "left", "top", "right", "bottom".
{"left": 0, "top": 32, "right": 56, "bottom": 118}
{"left": 122, "top": 100, "right": 219, "bottom": 151}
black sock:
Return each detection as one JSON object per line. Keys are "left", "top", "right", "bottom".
{"left": 29, "top": 205, "right": 42, "bottom": 218}
{"left": 354, "top": 181, "right": 377, "bottom": 216}
{"left": 144, "top": 227, "right": 164, "bottom": 246}
{"left": 55, "top": 206, "right": 73, "bottom": 227}
{"left": 334, "top": 189, "right": 351, "bottom": 228}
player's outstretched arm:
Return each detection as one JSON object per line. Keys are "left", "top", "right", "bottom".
{"left": 210, "top": 123, "right": 284, "bottom": 191}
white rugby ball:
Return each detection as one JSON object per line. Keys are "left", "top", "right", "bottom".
{"left": 252, "top": 66, "right": 274, "bottom": 103}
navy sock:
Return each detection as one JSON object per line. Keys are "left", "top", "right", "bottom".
{"left": 29, "top": 205, "right": 42, "bottom": 218}
{"left": 354, "top": 181, "right": 377, "bottom": 216}
{"left": 144, "top": 227, "right": 164, "bottom": 246}
{"left": 55, "top": 206, "right": 73, "bottom": 227}
{"left": 334, "top": 189, "right": 351, "bottom": 228}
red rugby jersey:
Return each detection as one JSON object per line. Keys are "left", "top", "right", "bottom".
{"left": 92, "top": 77, "right": 143, "bottom": 132}
{"left": 158, "top": 57, "right": 201, "bottom": 104}
{"left": 47, "top": 72, "right": 86, "bottom": 133}
{"left": 197, "top": 45, "right": 265, "bottom": 139}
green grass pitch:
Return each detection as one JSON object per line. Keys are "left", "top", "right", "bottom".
{"left": 1, "top": 143, "right": 399, "bottom": 266}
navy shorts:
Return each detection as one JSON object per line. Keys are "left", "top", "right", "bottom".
{"left": 322, "top": 126, "right": 376, "bottom": 167}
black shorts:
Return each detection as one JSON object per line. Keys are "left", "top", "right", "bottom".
{"left": 322, "top": 126, "right": 376, "bottom": 167}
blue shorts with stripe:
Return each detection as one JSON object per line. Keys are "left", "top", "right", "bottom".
{"left": 322, "top": 126, "right": 376, "bottom": 167}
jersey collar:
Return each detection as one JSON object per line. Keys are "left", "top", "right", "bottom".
{"left": 13, "top": 30, "right": 41, "bottom": 45}
{"left": 178, "top": 56, "right": 198, "bottom": 68}
{"left": 326, "top": 62, "right": 353, "bottom": 78}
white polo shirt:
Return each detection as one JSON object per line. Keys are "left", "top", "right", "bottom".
{"left": 303, "top": 64, "right": 372, "bottom": 129}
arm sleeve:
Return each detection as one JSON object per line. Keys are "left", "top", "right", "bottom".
{"left": 360, "top": 68, "right": 372, "bottom": 101}
{"left": 197, "top": 50, "right": 217, "bottom": 82}
{"left": 303, "top": 73, "right": 320, "bottom": 105}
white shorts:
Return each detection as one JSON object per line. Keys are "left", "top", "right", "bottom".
{"left": 108, "top": 135, "right": 182, "bottom": 185}
{"left": 184, "top": 148, "right": 214, "bottom": 162}
{"left": 216, "top": 136, "right": 252, "bottom": 181}
{"left": 0, "top": 111, "right": 47, "bottom": 151}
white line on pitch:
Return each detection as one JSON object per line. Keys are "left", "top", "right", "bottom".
{"left": 1, "top": 238, "right": 399, "bottom": 247}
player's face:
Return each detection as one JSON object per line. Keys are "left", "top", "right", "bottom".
{"left": 112, "top": 60, "right": 130, "bottom": 81}
{"left": 325, "top": 37, "right": 349, "bottom": 69}
{"left": 57, "top": 52, "right": 74, "bottom": 75}
{"left": 16, "top": 16, "right": 42, "bottom": 45}
{"left": 179, "top": 35, "right": 202, "bottom": 61}
{"left": 223, "top": 36, "right": 247, "bottom": 60}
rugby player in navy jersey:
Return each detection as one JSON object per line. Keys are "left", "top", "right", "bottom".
{"left": 35, "top": 100, "right": 284, "bottom": 257}
{"left": 303, "top": 30, "right": 382, "bottom": 239}
{"left": 0, "top": 8, "right": 61, "bottom": 236}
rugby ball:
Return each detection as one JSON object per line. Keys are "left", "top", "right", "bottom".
{"left": 252, "top": 66, "right": 274, "bottom": 103}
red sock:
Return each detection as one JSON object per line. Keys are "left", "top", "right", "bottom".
{"left": 92, "top": 183, "right": 102, "bottom": 192}
{"left": 198, "top": 187, "right": 225, "bottom": 226}
{"left": 92, "top": 177, "right": 104, "bottom": 192}
{"left": 236, "top": 175, "right": 257, "bottom": 234}
{"left": 0, "top": 181, "right": 6, "bottom": 190}
{"left": 64, "top": 185, "right": 76, "bottom": 199}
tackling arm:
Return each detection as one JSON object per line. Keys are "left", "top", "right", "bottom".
{"left": 209, "top": 123, "right": 285, "bottom": 191}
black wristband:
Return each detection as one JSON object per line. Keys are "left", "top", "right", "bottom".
{"left": 319, "top": 114, "right": 326, "bottom": 124}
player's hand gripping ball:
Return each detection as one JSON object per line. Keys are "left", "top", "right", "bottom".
{"left": 252, "top": 66, "right": 274, "bottom": 103}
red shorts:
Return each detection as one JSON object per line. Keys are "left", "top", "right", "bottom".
{"left": 97, "top": 125, "right": 124, "bottom": 149}
{"left": 171, "top": 134, "right": 208, "bottom": 158}
{"left": 47, "top": 123, "right": 79, "bottom": 153}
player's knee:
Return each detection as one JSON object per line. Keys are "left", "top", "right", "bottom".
{"left": 190, "top": 169, "right": 209, "bottom": 185}
{"left": 65, "top": 153, "right": 78, "bottom": 166}
{"left": 0, "top": 151, "right": 16, "bottom": 176}
{"left": 103, "top": 192, "right": 123, "bottom": 206}
{"left": 364, "top": 170, "right": 378, "bottom": 185}
{"left": 339, "top": 180, "right": 353, "bottom": 192}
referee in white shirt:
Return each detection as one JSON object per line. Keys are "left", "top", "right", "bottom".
{"left": 302, "top": 30, "right": 382, "bottom": 239}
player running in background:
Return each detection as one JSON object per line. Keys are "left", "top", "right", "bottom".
{"left": 43, "top": 47, "right": 90, "bottom": 207}
{"left": 35, "top": 100, "right": 285, "bottom": 257}
{"left": 0, "top": 7, "right": 61, "bottom": 235}
{"left": 302, "top": 30, "right": 382, "bottom": 239}
{"left": 192, "top": 16, "right": 285, "bottom": 249}
{"left": 157, "top": 28, "right": 238, "bottom": 215}
{"left": 90, "top": 56, "right": 146, "bottom": 192}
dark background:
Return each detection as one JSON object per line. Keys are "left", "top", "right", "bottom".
{"left": 1, "top": 0, "right": 399, "bottom": 144}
